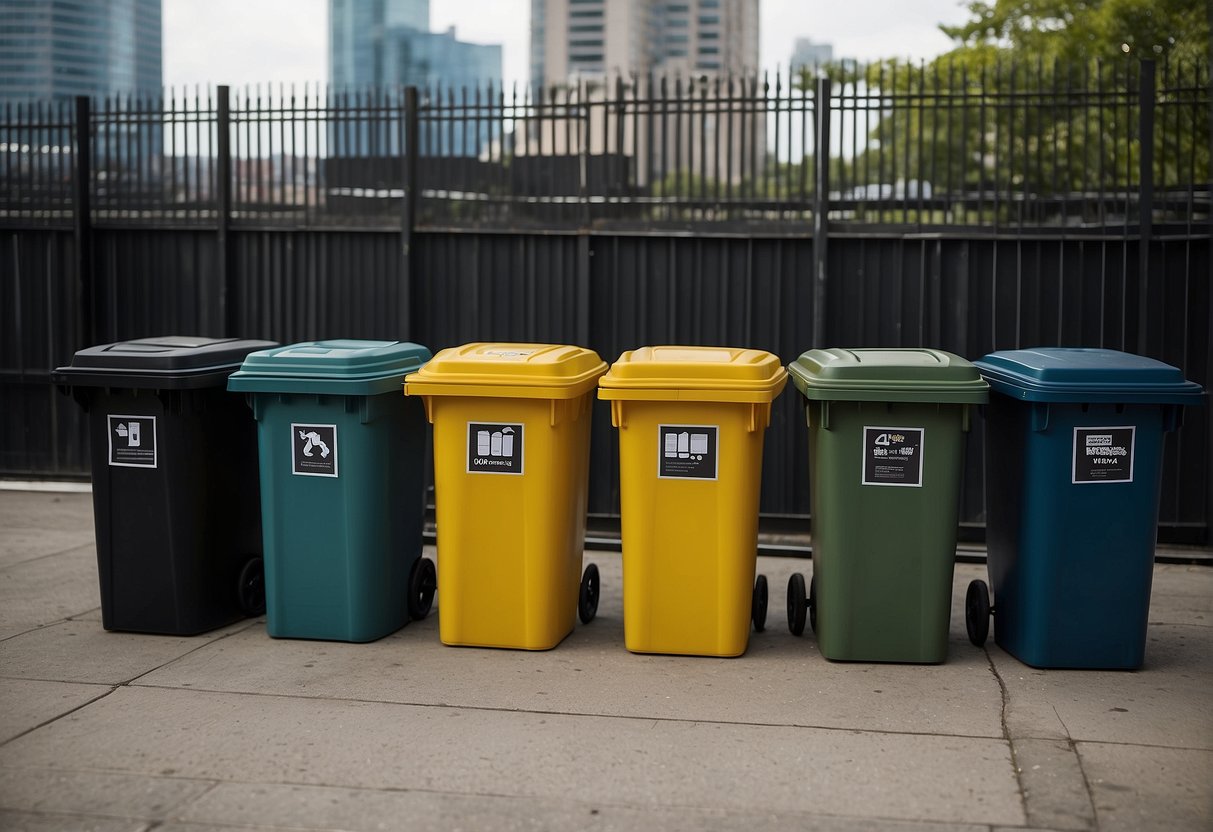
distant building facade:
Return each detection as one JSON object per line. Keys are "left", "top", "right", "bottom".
{"left": 0, "top": 0, "right": 162, "bottom": 102}
{"left": 328, "top": 0, "right": 502, "bottom": 156}
{"left": 790, "top": 37, "right": 833, "bottom": 69}
{"left": 329, "top": 0, "right": 501, "bottom": 92}
{"left": 527, "top": 0, "right": 761, "bottom": 187}
{"left": 530, "top": 0, "right": 758, "bottom": 86}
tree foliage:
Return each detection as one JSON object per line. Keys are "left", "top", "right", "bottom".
{"left": 801, "top": 0, "right": 1210, "bottom": 224}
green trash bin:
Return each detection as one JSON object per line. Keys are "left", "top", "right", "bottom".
{"left": 785, "top": 348, "right": 988, "bottom": 663}
{"left": 227, "top": 340, "right": 434, "bottom": 643}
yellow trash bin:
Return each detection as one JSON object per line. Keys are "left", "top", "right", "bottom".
{"left": 404, "top": 343, "right": 607, "bottom": 650}
{"left": 598, "top": 346, "right": 787, "bottom": 657}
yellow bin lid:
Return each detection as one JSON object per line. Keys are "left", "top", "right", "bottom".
{"left": 404, "top": 342, "right": 607, "bottom": 400}
{"left": 598, "top": 346, "right": 788, "bottom": 403}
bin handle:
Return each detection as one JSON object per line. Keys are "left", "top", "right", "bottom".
{"left": 1031, "top": 402, "right": 1050, "bottom": 433}
{"left": 610, "top": 399, "right": 625, "bottom": 429}
{"left": 748, "top": 402, "right": 771, "bottom": 433}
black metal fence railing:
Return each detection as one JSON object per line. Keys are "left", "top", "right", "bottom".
{"left": 2, "top": 58, "right": 1207, "bottom": 232}
{"left": 1, "top": 59, "right": 1209, "bottom": 544}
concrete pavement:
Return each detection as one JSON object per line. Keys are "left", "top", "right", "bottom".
{"left": 0, "top": 488, "right": 1210, "bottom": 831}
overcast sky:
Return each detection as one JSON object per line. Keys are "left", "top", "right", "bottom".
{"left": 164, "top": 0, "right": 969, "bottom": 91}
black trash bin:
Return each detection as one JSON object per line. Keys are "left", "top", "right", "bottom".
{"left": 54, "top": 336, "right": 276, "bottom": 635}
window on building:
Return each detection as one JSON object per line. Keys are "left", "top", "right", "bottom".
{"left": 698, "top": 45, "right": 719, "bottom": 54}
{"left": 569, "top": 25, "right": 603, "bottom": 33}
{"left": 698, "top": 15, "right": 719, "bottom": 24}
{"left": 699, "top": 30, "right": 718, "bottom": 39}
{"left": 696, "top": 60, "right": 720, "bottom": 70}
{"left": 570, "top": 39, "right": 604, "bottom": 47}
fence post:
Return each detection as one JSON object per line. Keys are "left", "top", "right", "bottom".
{"left": 215, "top": 85, "right": 234, "bottom": 336}
{"left": 811, "top": 74, "right": 831, "bottom": 348}
{"left": 1136, "top": 60, "right": 1155, "bottom": 356}
{"left": 73, "top": 96, "right": 95, "bottom": 348}
{"left": 401, "top": 86, "right": 419, "bottom": 337}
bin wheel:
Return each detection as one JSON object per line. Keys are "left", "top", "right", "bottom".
{"left": 966, "top": 579, "right": 991, "bottom": 646}
{"left": 578, "top": 563, "right": 600, "bottom": 624}
{"left": 752, "top": 574, "right": 769, "bottom": 632}
{"left": 787, "top": 573, "right": 808, "bottom": 636}
{"left": 808, "top": 576, "right": 818, "bottom": 635}
{"left": 237, "top": 557, "right": 266, "bottom": 617}
{"left": 408, "top": 557, "right": 437, "bottom": 621}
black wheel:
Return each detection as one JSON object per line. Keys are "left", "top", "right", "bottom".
{"left": 408, "top": 557, "right": 437, "bottom": 621}
{"left": 578, "top": 562, "right": 600, "bottom": 624}
{"left": 966, "top": 579, "right": 991, "bottom": 646}
{"left": 787, "top": 572, "right": 807, "bottom": 636}
{"left": 752, "top": 574, "right": 768, "bottom": 632}
{"left": 808, "top": 576, "right": 818, "bottom": 635}
{"left": 237, "top": 557, "right": 266, "bottom": 617}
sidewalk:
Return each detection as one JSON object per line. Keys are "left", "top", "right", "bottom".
{"left": 1, "top": 489, "right": 1210, "bottom": 831}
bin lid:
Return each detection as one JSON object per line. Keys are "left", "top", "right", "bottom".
{"left": 597, "top": 346, "right": 787, "bottom": 403}
{"left": 404, "top": 343, "right": 606, "bottom": 400}
{"left": 52, "top": 336, "right": 277, "bottom": 390}
{"left": 227, "top": 340, "right": 432, "bottom": 396}
{"left": 975, "top": 348, "right": 1205, "bottom": 404}
{"left": 788, "top": 348, "right": 989, "bottom": 403}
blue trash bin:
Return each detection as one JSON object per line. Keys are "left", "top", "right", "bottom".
{"left": 967, "top": 348, "right": 1204, "bottom": 669}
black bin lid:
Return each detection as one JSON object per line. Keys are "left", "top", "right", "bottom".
{"left": 53, "top": 336, "right": 278, "bottom": 390}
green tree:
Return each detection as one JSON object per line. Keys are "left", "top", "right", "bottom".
{"left": 808, "top": 0, "right": 1210, "bottom": 224}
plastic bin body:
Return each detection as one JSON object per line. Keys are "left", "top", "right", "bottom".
{"left": 790, "top": 349, "right": 989, "bottom": 663}
{"left": 975, "top": 348, "right": 1204, "bottom": 669}
{"left": 405, "top": 343, "right": 606, "bottom": 650}
{"left": 53, "top": 336, "right": 275, "bottom": 635}
{"left": 599, "top": 346, "right": 787, "bottom": 657}
{"left": 228, "top": 340, "right": 431, "bottom": 643}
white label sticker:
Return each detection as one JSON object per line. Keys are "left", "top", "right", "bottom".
{"left": 292, "top": 423, "right": 339, "bottom": 477}
{"left": 108, "top": 415, "right": 157, "bottom": 468}
{"left": 467, "top": 422, "right": 524, "bottom": 474}
{"left": 657, "top": 424, "right": 719, "bottom": 480}
{"left": 1072, "top": 426, "right": 1135, "bottom": 484}
{"left": 862, "top": 426, "right": 924, "bottom": 487}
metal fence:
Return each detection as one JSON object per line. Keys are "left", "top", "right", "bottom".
{"left": 2, "top": 58, "right": 1209, "bottom": 543}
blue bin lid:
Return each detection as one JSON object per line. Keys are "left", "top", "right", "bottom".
{"left": 974, "top": 348, "right": 1204, "bottom": 404}
{"left": 227, "top": 339, "right": 432, "bottom": 396}
{"left": 52, "top": 336, "right": 277, "bottom": 390}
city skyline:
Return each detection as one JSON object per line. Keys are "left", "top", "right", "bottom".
{"left": 163, "top": 0, "right": 963, "bottom": 92}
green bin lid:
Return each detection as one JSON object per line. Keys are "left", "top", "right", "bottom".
{"left": 227, "top": 339, "right": 432, "bottom": 396}
{"left": 975, "top": 348, "right": 1205, "bottom": 404}
{"left": 52, "top": 336, "right": 277, "bottom": 390}
{"left": 788, "top": 348, "right": 989, "bottom": 403}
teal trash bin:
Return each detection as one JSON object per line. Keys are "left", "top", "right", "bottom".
{"left": 228, "top": 340, "right": 435, "bottom": 642}
{"left": 967, "top": 348, "right": 1204, "bottom": 669}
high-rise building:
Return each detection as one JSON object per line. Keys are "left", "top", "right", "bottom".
{"left": 329, "top": 0, "right": 502, "bottom": 92}
{"left": 790, "top": 37, "right": 833, "bottom": 69}
{"left": 530, "top": 0, "right": 758, "bottom": 87}
{"left": 0, "top": 0, "right": 162, "bottom": 102}
{"left": 329, "top": 0, "right": 430, "bottom": 90}
{"left": 328, "top": 0, "right": 502, "bottom": 156}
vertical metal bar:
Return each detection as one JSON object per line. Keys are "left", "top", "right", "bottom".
{"left": 73, "top": 96, "right": 93, "bottom": 348}
{"left": 216, "top": 85, "right": 233, "bottom": 336}
{"left": 401, "top": 86, "right": 419, "bottom": 338}
{"left": 811, "top": 75, "right": 831, "bottom": 348}
{"left": 1137, "top": 59, "right": 1155, "bottom": 356}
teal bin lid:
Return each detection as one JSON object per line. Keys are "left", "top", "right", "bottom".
{"left": 788, "top": 348, "right": 989, "bottom": 403}
{"left": 227, "top": 340, "right": 432, "bottom": 396}
{"left": 975, "top": 348, "right": 1205, "bottom": 404}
